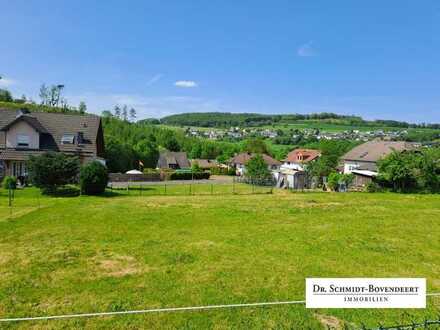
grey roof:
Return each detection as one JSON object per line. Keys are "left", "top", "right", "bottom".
{"left": 1, "top": 115, "right": 48, "bottom": 133}
{"left": 191, "top": 159, "right": 219, "bottom": 168}
{"left": 157, "top": 151, "right": 190, "bottom": 169}
{"left": 0, "top": 108, "right": 103, "bottom": 156}
{"left": 342, "top": 141, "right": 416, "bottom": 162}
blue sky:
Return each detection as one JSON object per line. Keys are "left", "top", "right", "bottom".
{"left": 1, "top": 1, "right": 439, "bottom": 123}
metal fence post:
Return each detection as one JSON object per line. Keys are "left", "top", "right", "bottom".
{"left": 8, "top": 184, "right": 12, "bottom": 207}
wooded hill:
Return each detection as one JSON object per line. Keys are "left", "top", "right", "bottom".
{"left": 160, "top": 112, "right": 440, "bottom": 129}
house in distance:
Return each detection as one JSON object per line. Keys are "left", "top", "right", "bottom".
{"left": 341, "top": 140, "right": 417, "bottom": 188}
{"left": 229, "top": 152, "right": 281, "bottom": 176}
{"left": 277, "top": 148, "right": 321, "bottom": 190}
{"left": 0, "top": 109, "right": 105, "bottom": 180}
{"left": 156, "top": 151, "right": 191, "bottom": 169}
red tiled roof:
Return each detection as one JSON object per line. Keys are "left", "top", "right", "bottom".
{"left": 229, "top": 153, "right": 281, "bottom": 166}
{"left": 283, "top": 149, "right": 321, "bottom": 163}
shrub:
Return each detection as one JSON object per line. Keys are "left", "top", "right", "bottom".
{"left": 52, "top": 185, "right": 80, "bottom": 197}
{"left": 210, "top": 167, "right": 236, "bottom": 176}
{"left": 327, "top": 172, "right": 340, "bottom": 191}
{"left": 365, "top": 182, "right": 382, "bottom": 193}
{"left": 327, "top": 172, "right": 354, "bottom": 191}
{"left": 169, "top": 172, "right": 210, "bottom": 180}
{"left": 245, "top": 154, "right": 271, "bottom": 180}
{"left": 143, "top": 168, "right": 160, "bottom": 174}
{"left": 2, "top": 176, "right": 17, "bottom": 190}
{"left": 191, "top": 163, "right": 202, "bottom": 173}
{"left": 27, "top": 152, "right": 80, "bottom": 194}
{"left": 80, "top": 161, "right": 108, "bottom": 195}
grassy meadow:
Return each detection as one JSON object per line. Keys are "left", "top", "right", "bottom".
{"left": 0, "top": 187, "right": 439, "bottom": 329}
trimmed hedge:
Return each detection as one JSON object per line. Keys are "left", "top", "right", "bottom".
{"left": 169, "top": 172, "right": 210, "bottom": 180}
{"left": 209, "top": 167, "right": 236, "bottom": 176}
{"left": 80, "top": 161, "right": 109, "bottom": 195}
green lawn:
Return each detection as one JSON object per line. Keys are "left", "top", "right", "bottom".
{"left": 0, "top": 188, "right": 439, "bottom": 329}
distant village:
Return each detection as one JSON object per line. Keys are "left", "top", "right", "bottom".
{"left": 185, "top": 126, "right": 412, "bottom": 143}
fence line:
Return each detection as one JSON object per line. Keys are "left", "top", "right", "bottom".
{"left": 0, "top": 294, "right": 439, "bottom": 326}
{"left": 108, "top": 180, "right": 273, "bottom": 196}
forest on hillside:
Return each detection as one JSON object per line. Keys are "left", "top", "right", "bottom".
{"left": 0, "top": 86, "right": 430, "bottom": 175}
{"left": 160, "top": 112, "right": 440, "bottom": 129}
{"left": 102, "top": 109, "right": 358, "bottom": 173}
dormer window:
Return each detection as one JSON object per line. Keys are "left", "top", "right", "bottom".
{"left": 17, "top": 134, "right": 30, "bottom": 148}
{"left": 61, "top": 134, "right": 75, "bottom": 144}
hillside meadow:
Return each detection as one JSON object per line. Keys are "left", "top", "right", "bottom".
{"left": 0, "top": 187, "right": 439, "bottom": 329}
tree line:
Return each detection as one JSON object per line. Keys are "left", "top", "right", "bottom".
{"left": 159, "top": 112, "right": 440, "bottom": 129}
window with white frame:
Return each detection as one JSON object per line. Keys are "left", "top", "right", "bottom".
{"left": 61, "top": 134, "right": 75, "bottom": 144}
{"left": 17, "top": 134, "right": 30, "bottom": 147}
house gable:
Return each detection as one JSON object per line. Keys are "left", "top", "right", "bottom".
{"left": 5, "top": 120, "right": 40, "bottom": 149}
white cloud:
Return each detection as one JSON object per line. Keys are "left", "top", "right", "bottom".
{"left": 0, "top": 78, "right": 16, "bottom": 87}
{"left": 146, "top": 74, "right": 163, "bottom": 86}
{"left": 174, "top": 80, "right": 198, "bottom": 88}
{"left": 66, "top": 92, "right": 222, "bottom": 119}
{"left": 297, "top": 41, "right": 318, "bottom": 57}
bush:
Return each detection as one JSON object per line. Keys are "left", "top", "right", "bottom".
{"left": 245, "top": 154, "right": 272, "bottom": 180}
{"left": 327, "top": 172, "right": 354, "bottom": 191}
{"left": 365, "top": 182, "right": 383, "bottom": 193}
{"left": 27, "top": 152, "right": 80, "bottom": 194}
{"left": 2, "top": 176, "right": 17, "bottom": 190}
{"left": 51, "top": 185, "right": 80, "bottom": 197}
{"left": 209, "top": 167, "right": 234, "bottom": 176}
{"left": 80, "top": 161, "right": 108, "bottom": 195}
{"left": 143, "top": 168, "right": 160, "bottom": 174}
{"left": 169, "top": 172, "right": 210, "bottom": 180}
{"left": 327, "top": 172, "right": 340, "bottom": 191}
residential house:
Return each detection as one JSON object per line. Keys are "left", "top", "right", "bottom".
{"left": 280, "top": 148, "right": 321, "bottom": 171}
{"left": 156, "top": 151, "right": 190, "bottom": 169}
{"left": 277, "top": 149, "right": 321, "bottom": 189}
{"left": 191, "top": 159, "right": 224, "bottom": 171}
{"left": 341, "top": 140, "right": 417, "bottom": 188}
{"left": 0, "top": 109, "right": 105, "bottom": 180}
{"left": 342, "top": 141, "right": 416, "bottom": 174}
{"left": 229, "top": 152, "right": 281, "bottom": 176}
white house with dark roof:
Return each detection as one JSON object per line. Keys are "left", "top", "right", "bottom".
{"left": 341, "top": 140, "right": 417, "bottom": 174}
{"left": 0, "top": 108, "right": 105, "bottom": 179}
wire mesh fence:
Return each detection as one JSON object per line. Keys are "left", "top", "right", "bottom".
{"left": 108, "top": 180, "right": 274, "bottom": 196}
{"left": 0, "top": 179, "right": 273, "bottom": 219}
{"left": 361, "top": 318, "right": 440, "bottom": 330}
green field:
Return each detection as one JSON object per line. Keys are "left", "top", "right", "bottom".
{"left": 0, "top": 188, "right": 439, "bottom": 329}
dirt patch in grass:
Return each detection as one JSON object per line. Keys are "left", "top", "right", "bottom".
{"left": 91, "top": 254, "right": 144, "bottom": 278}
{"left": 190, "top": 240, "right": 218, "bottom": 248}
{"left": 0, "top": 251, "right": 12, "bottom": 266}
{"left": 315, "top": 313, "right": 343, "bottom": 329}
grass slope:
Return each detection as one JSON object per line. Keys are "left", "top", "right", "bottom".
{"left": 0, "top": 188, "right": 439, "bottom": 329}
